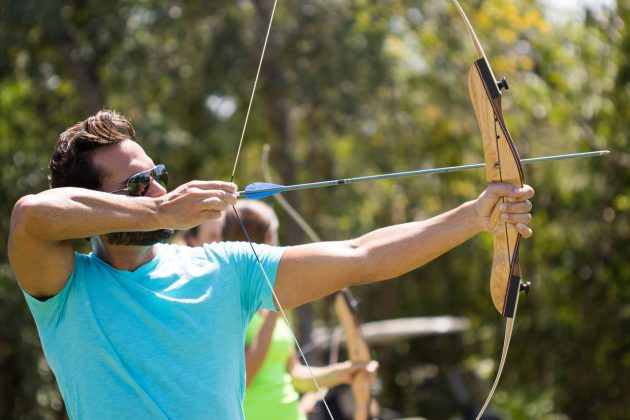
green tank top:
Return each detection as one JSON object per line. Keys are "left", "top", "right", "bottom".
{"left": 243, "top": 312, "right": 306, "bottom": 420}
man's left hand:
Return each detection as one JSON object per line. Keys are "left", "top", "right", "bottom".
{"left": 475, "top": 183, "right": 535, "bottom": 238}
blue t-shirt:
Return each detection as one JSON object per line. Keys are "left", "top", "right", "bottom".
{"left": 22, "top": 242, "right": 285, "bottom": 419}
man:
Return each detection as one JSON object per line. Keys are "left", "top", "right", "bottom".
{"left": 8, "top": 109, "right": 534, "bottom": 419}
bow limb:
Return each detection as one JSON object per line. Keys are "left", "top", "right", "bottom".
{"left": 334, "top": 290, "right": 374, "bottom": 420}
{"left": 261, "top": 145, "right": 375, "bottom": 420}
{"left": 452, "top": 1, "right": 528, "bottom": 418}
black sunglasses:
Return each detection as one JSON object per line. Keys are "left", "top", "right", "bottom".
{"left": 109, "top": 164, "right": 168, "bottom": 197}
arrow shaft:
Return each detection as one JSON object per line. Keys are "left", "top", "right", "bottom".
{"left": 238, "top": 150, "right": 609, "bottom": 197}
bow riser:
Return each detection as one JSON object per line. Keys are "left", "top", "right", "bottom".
{"left": 467, "top": 57, "right": 525, "bottom": 317}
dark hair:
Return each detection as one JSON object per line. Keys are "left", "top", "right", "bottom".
{"left": 223, "top": 200, "right": 278, "bottom": 245}
{"left": 48, "top": 109, "right": 136, "bottom": 189}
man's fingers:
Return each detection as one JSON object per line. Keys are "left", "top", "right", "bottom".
{"left": 500, "top": 212, "right": 532, "bottom": 224}
{"left": 174, "top": 181, "right": 238, "bottom": 205}
{"left": 221, "top": 190, "right": 238, "bottom": 206}
{"left": 158, "top": 181, "right": 239, "bottom": 230}
{"left": 188, "top": 186, "right": 237, "bottom": 207}
{"left": 499, "top": 212, "right": 533, "bottom": 238}
{"left": 488, "top": 183, "right": 535, "bottom": 200}
{"left": 200, "top": 209, "right": 222, "bottom": 220}
{"left": 187, "top": 180, "right": 238, "bottom": 193}
{"left": 515, "top": 222, "right": 533, "bottom": 238}
{"left": 200, "top": 196, "right": 234, "bottom": 211}
{"left": 499, "top": 200, "right": 533, "bottom": 214}
{"left": 493, "top": 184, "right": 534, "bottom": 233}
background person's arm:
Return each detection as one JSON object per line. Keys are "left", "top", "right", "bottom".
{"left": 289, "top": 351, "right": 378, "bottom": 392}
{"left": 245, "top": 310, "right": 279, "bottom": 388}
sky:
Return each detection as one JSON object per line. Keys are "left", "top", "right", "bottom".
{"left": 552, "top": 0, "right": 615, "bottom": 9}
{"left": 547, "top": 0, "right": 616, "bottom": 20}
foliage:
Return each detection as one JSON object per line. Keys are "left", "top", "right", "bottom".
{"left": 0, "top": 0, "right": 627, "bottom": 418}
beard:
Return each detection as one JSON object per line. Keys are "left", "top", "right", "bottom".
{"left": 106, "top": 229, "right": 174, "bottom": 246}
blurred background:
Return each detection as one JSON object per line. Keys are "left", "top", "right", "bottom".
{"left": 0, "top": 0, "right": 628, "bottom": 418}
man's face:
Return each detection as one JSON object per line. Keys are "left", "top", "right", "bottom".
{"left": 91, "top": 139, "right": 174, "bottom": 246}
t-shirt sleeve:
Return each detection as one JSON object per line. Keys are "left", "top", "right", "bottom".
{"left": 21, "top": 254, "right": 79, "bottom": 337}
{"left": 214, "top": 242, "right": 286, "bottom": 318}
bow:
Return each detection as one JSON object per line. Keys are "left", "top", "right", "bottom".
{"left": 452, "top": 1, "right": 530, "bottom": 418}
{"left": 261, "top": 145, "right": 375, "bottom": 420}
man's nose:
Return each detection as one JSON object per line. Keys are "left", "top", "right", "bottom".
{"left": 146, "top": 178, "right": 167, "bottom": 197}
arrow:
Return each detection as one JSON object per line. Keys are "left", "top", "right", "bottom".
{"left": 238, "top": 150, "right": 609, "bottom": 199}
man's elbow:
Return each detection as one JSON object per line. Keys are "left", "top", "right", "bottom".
{"left": 10, "top": 195, "right": 40, "bottom": 237}
{"left": 10, "top": 195, "right": 35, "bottom": 233}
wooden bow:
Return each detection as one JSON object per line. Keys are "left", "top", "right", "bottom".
{"left": 452, "top": 1, "right": 529, "bottom": 418}
{"left": 334, "top": 290, "right": 373, "bottom": 420}
{"left": 261, "top": 146, "right": 375, "bottom": 420}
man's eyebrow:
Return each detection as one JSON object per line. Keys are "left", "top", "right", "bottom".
{"left": 121, "top": 167, "right": 150, "bottom": 184}
{"left": 116, "top": 170, "right": 138, "bottom": 186}
{"left": 94, "top": 165, "right": 126, "bottom": 188}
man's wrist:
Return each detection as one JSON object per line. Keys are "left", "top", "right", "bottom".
{"left": 462, "top": 199, "right": 486, "bottom": 236}
{"left": 147, "top": 196, "right": 168, "bottom": 231}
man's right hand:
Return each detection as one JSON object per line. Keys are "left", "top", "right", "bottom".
{"left": 155, "top": 181, "right": 237, "bottom": 230}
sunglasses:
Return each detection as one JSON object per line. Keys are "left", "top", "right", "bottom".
{"left": 109, "top": 164, "right": 168, "bottom": 197}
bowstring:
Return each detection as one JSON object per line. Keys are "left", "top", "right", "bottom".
{"left": 230, "top": 0, "right": 277, "bottom": 181}
{"left": 475, "top": 296, "right": 519, "bottom": 420}
{"left": 229, "top": 2, "right": 335, "bottom": 418}
{"left": 230, "top": 208, "right": 334, "bottom": 418}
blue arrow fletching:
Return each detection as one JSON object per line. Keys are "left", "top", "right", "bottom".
{"left": 242, "top": 182, "right": 285, "bottom": 199}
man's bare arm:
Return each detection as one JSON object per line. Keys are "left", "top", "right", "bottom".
{"left": 8, "top": 181, "right": 237, "bottom": 298}
{"left": 274, "top": 183, "right": 534, "bottom": 309}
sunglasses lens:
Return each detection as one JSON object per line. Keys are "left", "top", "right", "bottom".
{"left": 127, "top": 173, "right": 151, "bottom": 196}
{"left": 154, "top": 165, "right": 168, "bottom": 189}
